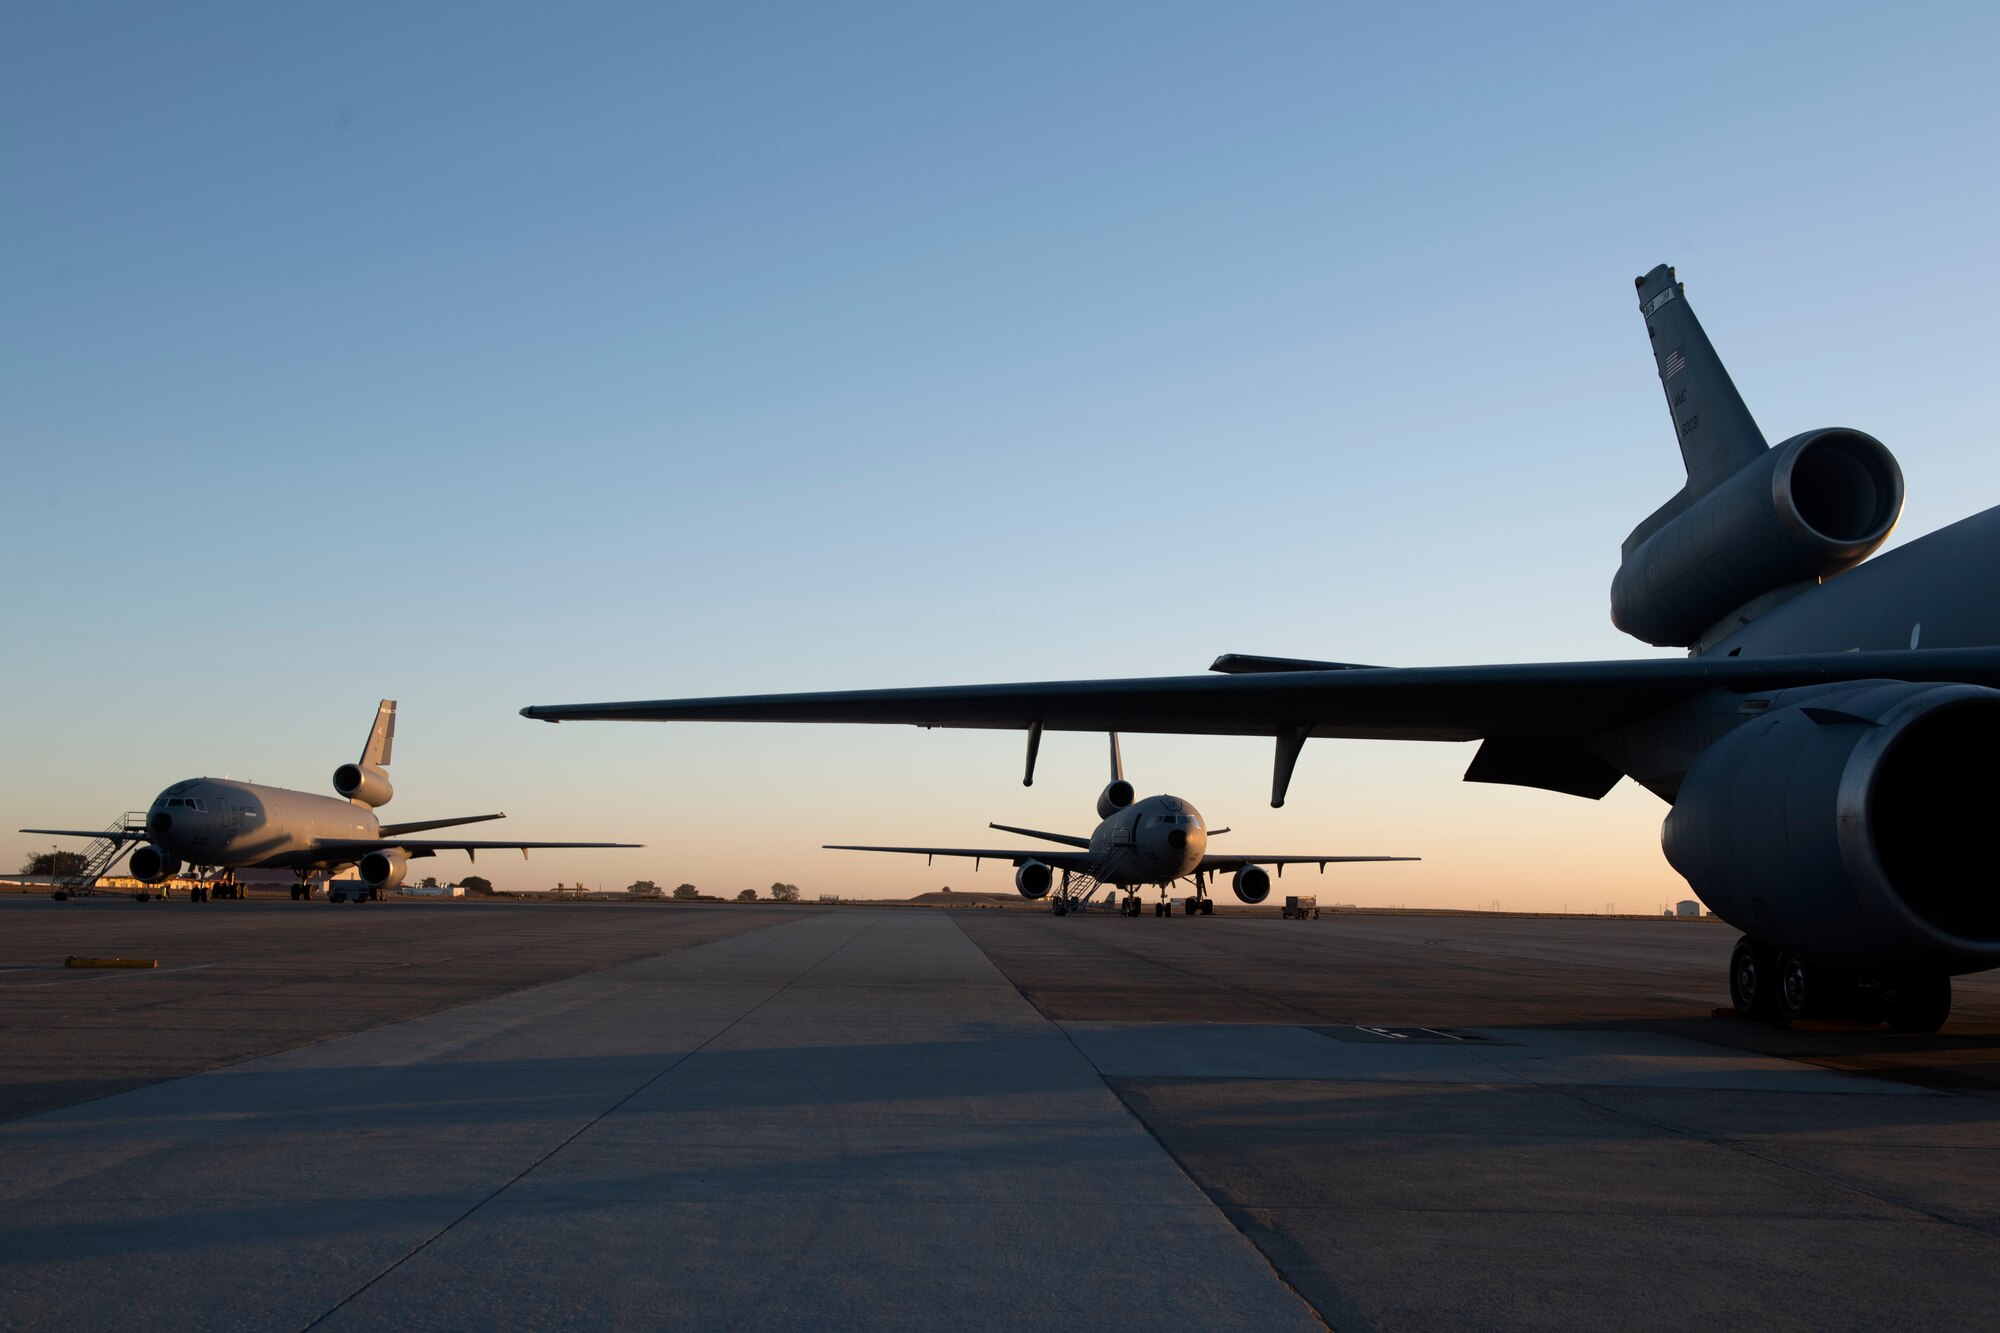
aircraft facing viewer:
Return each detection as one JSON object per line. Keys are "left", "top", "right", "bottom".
{"left": 25, "top": 700, "right": 639, "bottom": 901}
{"left": 826, "top": 734, "right": 1415, "bottom": 915}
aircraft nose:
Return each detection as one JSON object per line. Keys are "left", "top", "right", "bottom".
{"left": 151, "top": 812, "right": 172, "bottom": 833}
{"left": 1167, "top": 828, "right": 1188, "bottom": 850}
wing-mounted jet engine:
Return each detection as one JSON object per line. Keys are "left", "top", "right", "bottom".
{"left": 129, "top": 845, "right": 181, "bottom": 884}
{"left": 1231, "top": 865, "right": 1272, "bottom": 905}
{"left": 1014, "top": 861, "right": 1053, "bottom": 899}
{"left": 358, "top": 848, "right": 410, "bottom": 895}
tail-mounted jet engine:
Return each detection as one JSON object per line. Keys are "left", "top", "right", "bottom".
{"left": 358, "top": 848, "right": 409, "bottom": 893}
{"left": 1096, "top": 780, "right": 1135, "bottom": 820}
{"left": 1232, "top": 865, "right": 1272, "bottom": 904}
{"left": 1612, "top": 429, "right": 1903, "bottom": 648}
{"left": 1663, "top": 680, "right": 2000, "bottom": 978}
{"left": 1015, "top": 861, "right": 1053, "bottom": 900}
{"left": 129, "top": 845, "right": 182, "bottom": 884}
{"left": 333, "top": 762, "right": 394, "bottom": 808}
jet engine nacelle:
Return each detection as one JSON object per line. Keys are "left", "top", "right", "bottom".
{"left": 1663, "top": 680, "right": 2000, "bottom": 974}
{"left": 1096, "top": 780, "right": 1135, "bottom": 820}
{"left": 1015, "top": 860, "right": 1053, "bottom": 900}
{"left": 129, "top": 845, "right": 182, "bottom": 884}
{"left": 1232, "top": 865, "right": 1272, "bottom": 904}
{"left": 358, "top": 848, "right": 409, "bottom": 893}
{"left": 333, "top": 762, "right": 394, "bottom": 808}
{"left": 1611, "top": 428, "right": 1903, "bottom": 648}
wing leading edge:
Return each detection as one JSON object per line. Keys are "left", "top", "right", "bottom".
{"left": 523, "top": 648, "right": 2000, "bottom": 742}
{"left": 312, "top": 838, "right": 641, "bottom": 862}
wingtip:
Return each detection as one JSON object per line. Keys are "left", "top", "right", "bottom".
{"left": 521, "top": 707, "right": 558, "bottom": 723}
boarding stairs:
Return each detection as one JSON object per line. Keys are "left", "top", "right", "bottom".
{"left": 1054, "top": 870, "right": 1105, "bottom": 914}
{"left": 54, "top": 812, "right": 146, "bottom": 895}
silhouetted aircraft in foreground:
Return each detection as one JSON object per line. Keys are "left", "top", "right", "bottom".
{"left": 826, "top": 734, "right": 1414, "bottom": 915}
{"left": 527, "top": 264, "right": 2000, "bottom": 1033}
{"left": 28, "top": 701, "right": 637, "bottom": 901}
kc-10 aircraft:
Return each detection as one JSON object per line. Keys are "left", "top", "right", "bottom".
{"left": 26, "top": 700, "right": 637, "bottom": 902}
{"left": 826, "top": 735, "right": 1414, "bottom": 915}
{"left": 525, "top": 263, "right": 2000, "bottom": 1033}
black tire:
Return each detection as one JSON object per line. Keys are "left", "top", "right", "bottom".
{"left": 1729, "top": 937, "right": 1779, "bottom": 1020}
{"left": 1886, "top": 974, "right": 1951, "bottom": 1034}
{"left": 1774, "top": 954, "right": 1815, "bottom": 1022}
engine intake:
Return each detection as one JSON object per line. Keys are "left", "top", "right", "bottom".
{"left": 1612, "top": 429, "right": 1903, "bottom": 647}
{"left": 1232, "top": 865, "right": 1272, "bottom": 905}
{"left": 333, "top": 763, "right": 394, "bottom": 808}
{"left": 358, "top": 848, "right": 409, "bottom": 893}
{"left": 1097, "top": 780, "right": 1135, "bottom": 820}
{"left": 1015, "top": 861, "right": 1053, "bottom": 900}
{"left": 1663, "top": 681, "right": 2000, "bottom": 973}
{"left": 129, "top": 845, "right": 181, "bottom": 884}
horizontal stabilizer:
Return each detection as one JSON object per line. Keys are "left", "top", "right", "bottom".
{"left": 824, "top": 843, "right": 1088, "bottom": 869}
{"left": 20, "top": 827, "right": 150, "bottom": 844}
{"left": 987, "top": 822, "right": 1091, "bottom": 849}
{"left": 378, "top": 813, "right": 506, "bottom": 837}
{"left": 1210, "top": 654, "right": 1381, "bottom": 674}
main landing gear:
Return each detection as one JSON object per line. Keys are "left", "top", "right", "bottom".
{"left": 1729, "top": 935, "right": 1951, "bottom": 1033}
{"left": 190, "top": 870, "right": 242, "bottom": 903}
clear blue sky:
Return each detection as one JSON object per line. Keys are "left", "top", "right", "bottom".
{"left": 6, "top": 3, "right": 1998, "bottom": 904}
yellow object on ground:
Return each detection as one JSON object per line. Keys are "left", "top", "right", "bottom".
{"left": 64, "top": 957, "right": 158, "bottom": 969}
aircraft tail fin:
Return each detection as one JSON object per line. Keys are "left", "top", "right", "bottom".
{"left": 1626, "top": 264, "right": 1770, "bottom": 555}
{"left": 360, "top": 700, "right": 397, "bottom": 767}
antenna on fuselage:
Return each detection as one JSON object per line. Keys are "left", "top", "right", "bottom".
{"left": 1109, "top": 733, "right": 1124, "bottom": 783}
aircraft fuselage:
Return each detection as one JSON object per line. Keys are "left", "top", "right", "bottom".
{"left": 144, "top": 778, "right": 379, "bottom": 873}
{"left": 1080, "top": 794, "right": 1207, "bottom": 887}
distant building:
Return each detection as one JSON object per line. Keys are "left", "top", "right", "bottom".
{"left": 1675, "top": 899, "right": 1702, "bottom": 917}
{"left": 818, "top": 894, "right": 841, "bottom": 904}
{"left": 400, "top": 883, "right": 465, "bottom": 898}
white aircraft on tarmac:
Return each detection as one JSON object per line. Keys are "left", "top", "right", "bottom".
{"left": 827, "top": 735, "right": 1414, "bottom": 915}
{"left": 25, "top": 700, "right": 637, "bottom": 902}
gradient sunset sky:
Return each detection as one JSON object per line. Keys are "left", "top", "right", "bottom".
{"left": 6, "top": 3, "right": 1999, "bottom": 905}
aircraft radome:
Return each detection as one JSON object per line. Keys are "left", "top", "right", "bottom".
{"left": 825, "top": 734, "right": 1415, "bottom": 916}
{"left": 26, "top": 700, "right": 638, "bottom": 902}
{"left": 525, "top": 264, "right": 2000, "bottom": 1034}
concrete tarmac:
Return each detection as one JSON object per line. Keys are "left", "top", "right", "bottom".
{"left": 3, "top": 900, "right": 1998, "bottom": 1330}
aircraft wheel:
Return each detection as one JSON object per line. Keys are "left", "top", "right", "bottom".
{"left": 1886, "top": 974, "right": 1951, "bottom": 1034}
{"left": 1728, "top": 936, "right": 1778, "bottom": 1020}
{"left": 1774, "top": 954, "right": 1818, "bottom": 1022}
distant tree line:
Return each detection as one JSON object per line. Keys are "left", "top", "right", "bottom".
{"left": 21, "top": 852, "right": 85, "bottom": 877}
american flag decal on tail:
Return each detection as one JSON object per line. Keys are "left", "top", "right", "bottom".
{"left": 1664, "top": 346, "right": 1687, "bottom": 378}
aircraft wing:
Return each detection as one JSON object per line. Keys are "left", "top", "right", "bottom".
{"left": 20, "top": 827, "right": 150, "bottom": 843}
{"left": 823, "top": 844, "right": 1092, "bottom": 869}
{"left": 522, "top": 647, "right": 2000, "bottom": 802}
{"left": 1199, "top": 853, "right": 1419, "bottom": 872}
{"left": 523, "top": 648, "right": 2000, "bottom": 739}
{"left": 312, "top": 838, "right": 640, "bottom": 862}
